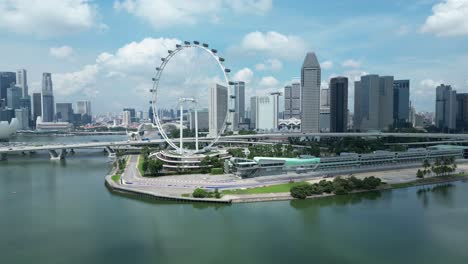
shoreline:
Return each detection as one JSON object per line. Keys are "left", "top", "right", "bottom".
{"left": 104, "top": 170, "right": 468, "bottom": 204}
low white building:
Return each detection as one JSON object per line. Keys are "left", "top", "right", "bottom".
{"left": 36, "top": 116, "right": 72, "bottom": 132}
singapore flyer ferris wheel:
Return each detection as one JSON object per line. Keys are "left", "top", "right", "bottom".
{"left": 151, "top": 41, "right": 234, "bottom": 155}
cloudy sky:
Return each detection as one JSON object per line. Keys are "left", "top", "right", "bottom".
{"left": 0, "top": 0, "right": 467, "bottom": 113}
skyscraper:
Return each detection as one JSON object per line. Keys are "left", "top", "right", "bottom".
{"left": 41, "top": 73, "right": 54, "bottom": 122}
{"left": 32, "top": 93, "right": 42, "bottom": 123}
{"left": 255, "top": 94, "right": 279, "bottom": 131}
{"left": 0, "top": 72, "right": 16, "bottom": 102}
{"left": 56, "top": 103, "right": 74, "bottom": 123}
{"left": 208, "top": 83, "right": 228, "bottom": 137}
{"left": 379, "top": 76, "right": 394, "bottom": 130}
{"left": 7, "top": 85, "right": 22, "bottom": 109}
{"left": 76, "top": 100, "right": 92, "bottom": 116}
{"left": 354, "top": 74, "right": 394, "bottom": 131}
{"left": 284, "top": 81, "right": 301, "bottom": 119}
{"left": 330, "top": 77, "right": 348, "bottom": 132}
{"left": 456, "top": 93, "right": 468, "bottom": 131}
{"left": 250, "top": 96, "right": 257, "bottom": 130}
{"left": 233, "top": 81, "right": 245, "bottom": 130}
{"left": 15, "top": 108, "right": 29, "bottom": 130}
{"left": 301, "top": 52, "right": 321, "bottom": 132}
{"left": 16, "top": 69, "right": 28, "bottom": 98}
{"left": 320, "top": 88, "right": 330, "bottom": 108}
{"left": 393, "top": 80, "right": 410, "bottom": 128}
{"left": 435, "top": 84, "right": 457, "bottom": 131}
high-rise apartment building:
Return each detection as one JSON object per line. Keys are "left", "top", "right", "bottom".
{"left": 301, "top": 52, "right": 321, "bottom": 132}
{"left": 255, "top": 94, "right": 279, "bottom": 131}
{"left": 393, "top": 80, "right": 410, "bottom": 127}
{"left": 354, "top": 74, "right": 394, "bottom": 131}
{"left": 0, "top": 72, "right": 16, "bottom": 102}
{"left": 208, "top": 83, "right": 228, "bottom": 137}
{"left": 435, "top": 84, "right": 457, "bottom": 131}
{"left": 330, "top": 77, "right": 348, "bottom": 132}
{"left": 284, "top": 81, "right": 301, "bottom": 119}
{"left": 41, "top": 73, "right": 54, "bottom": 122}
{"left": 16, "top": 69, "right": 28, "bottom": 98}
{"left": 122, "top": 111, "right": 131, "bottom": 127}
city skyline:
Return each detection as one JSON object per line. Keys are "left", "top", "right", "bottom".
{"left": 0, "top": 0, "right": 467, "bottom": 114}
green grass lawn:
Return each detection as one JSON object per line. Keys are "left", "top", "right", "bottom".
{"left": 221, "top": 182, "right": 304, "bottom": 195}
{"left": 137, "top": 155, "right": 145, "bottom": 176}
{"left": 111, "top": 174, "right": 121, "bottom": 183}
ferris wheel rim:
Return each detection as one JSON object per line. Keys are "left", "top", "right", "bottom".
{"left": 151, "top": 42, "right": 233, "bottom": 155}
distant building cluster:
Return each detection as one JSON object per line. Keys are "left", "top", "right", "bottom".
{"left": 0, "top": 69, "right": 92, "bottom": 132}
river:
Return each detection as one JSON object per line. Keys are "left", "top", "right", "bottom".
{"left": 1, "top": 135, "right": 468, "bottom": 263}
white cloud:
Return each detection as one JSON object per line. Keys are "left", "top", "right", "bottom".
{"left": 226, "top": 0, "right": 272, "bottom": 14}
{"left": 0, "top": 0, "right": 103, "bottom": 37}
{"left": 421, "top": 0, "right": 468, "bottom": 37}
{"left": 255, "top": 58, "right": 282, "bottom": 71}
{"left": 239, "top": 31, "right": 308, "bottom": 59}
{"left": 321, "top": 81, "right": 329, "bottom": 89}
{"left": 342, "top": 59, "right": 361, "bottom": 68}
{"left": 344, "top": 70, "right": 369, "bottom": 82}
{"left": 259, "top": 76, "right": 279, "bottom": 87}
{"left": 114, "top": 0, "right": 272, "bottom": 29}
{"left": 233, "top": 68, "right": 254, "bottom": 83}
{"left": 49, "top": 46, "right": 74, "bottom": 59}
{"left": 420, "top": 79, "right": 444, "bottom": 88}
{"left": 54, "top": 64, "right": 100, "bottom": 97}
{"left": 321, "top": 60, "right": 333, "bottom": 70}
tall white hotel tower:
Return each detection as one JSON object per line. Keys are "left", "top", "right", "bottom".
{"left": 208, "top": 83, "right": 228, "bottom": 138}
{"left": 301, "top": 52, "right": 321, "bottom": 133}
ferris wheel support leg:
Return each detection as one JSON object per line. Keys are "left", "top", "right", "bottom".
{"left": 195, "top": 107, "right": 199, "bottom": 152}
{"left": 179, "top": 105, "right": 184, "bottom": 154}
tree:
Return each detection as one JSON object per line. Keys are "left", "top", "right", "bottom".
{"left": 290, "top": 183, "right": 311, "bottom": 199}
{"left": 416, "top": 169, "right": 424, "bottom": 179}
{"left": 142, "top": 160, "right": 149, "bottom": 175}
{"left": 148, "top": 159, "right": 163, "bottom": 176}
{"left": 193, "top": 188, "right": 209, "bottom": 198}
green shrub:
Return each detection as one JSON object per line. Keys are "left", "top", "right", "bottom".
{"left": 211, "top": 168, "right": 224, "bottom": 175}
{"left": 290, "top": 183, "right": 311, "bottom": 199}
{"left": 193, "top": 188, "right": 209, "bottom": 198}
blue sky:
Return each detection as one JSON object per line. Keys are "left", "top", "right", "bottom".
{"left": 0, "top": 0, "right": 467, "bottom": 114}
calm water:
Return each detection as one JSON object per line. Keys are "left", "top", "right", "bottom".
{"left": 1, "top": 136, "right": 468, "bottom": 264}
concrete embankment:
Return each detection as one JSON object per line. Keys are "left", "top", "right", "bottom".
{"left": 105, "top": 175, "right": 232, "bottom": 204}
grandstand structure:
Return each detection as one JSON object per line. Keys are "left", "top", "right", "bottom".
{"left": 225, "top": 145, "right": 467, "bottom": 178}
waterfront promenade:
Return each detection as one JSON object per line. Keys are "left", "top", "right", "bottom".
{"left": 111, "top": 155, "right": 468, "bottom": 203}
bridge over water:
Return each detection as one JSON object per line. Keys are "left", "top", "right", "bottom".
{"left": 1, "top": 132, "right": 467, "bottom": 160}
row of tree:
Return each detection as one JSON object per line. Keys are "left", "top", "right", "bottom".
{"left": 140, "top": 147, "right": 164, "bottom": 177}
{"left": 417, "top": 157, "right": 457, "bottom": 178}
{"left": 290, "top": 176, "right": 382, "bottom": 199}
